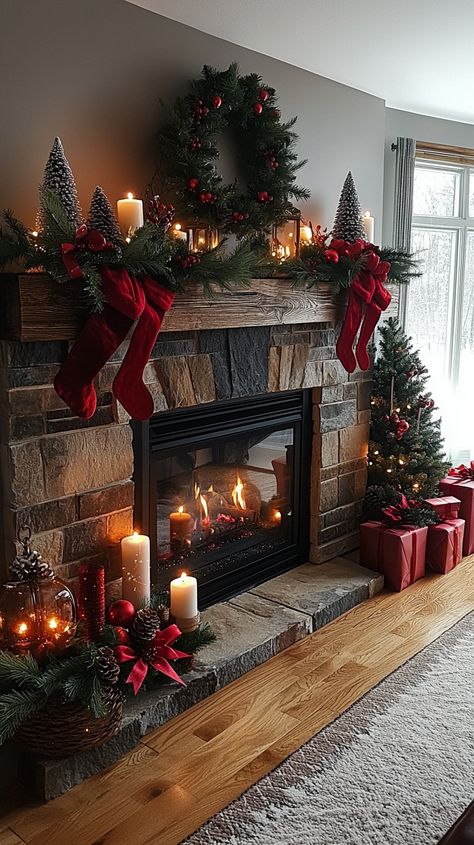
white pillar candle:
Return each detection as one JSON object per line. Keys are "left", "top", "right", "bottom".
{"left": 117, "top": 192, "right": 144, "bottom": 237}
{"left": 170, "top": 571, "right": 198, "bottom": 619}
{"left": 362, "top": 210, "right": 375, "bottom": 243}
{"left": 121, "top": 531, "right": 150, "bottom": 605}
{"left": 173, "top": 223, "right": 188, "bottom": 242}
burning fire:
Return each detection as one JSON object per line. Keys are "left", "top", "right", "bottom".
{"left": 232, "top": 475, "right": 246, "bottom": 511}
{"left": 200, "top": 494, "right": 209, "bottom": 521}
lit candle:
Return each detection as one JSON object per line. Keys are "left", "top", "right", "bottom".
{"left": 169, "top": 505, "right": 194, "bottom": 549}
{"left": 300, "top": 224, "right": 313, "bottom": 243}
{"left": 362, "top": 210, "right": 375, "bottom": 243}
{"left": 117, "top": 192, "right": 144, "bottom": 237}
{"left": 170, "top": 571, "right": 198, "bottom": 620}
{"left": 121, "top": 531, "right": 150, "bottom": 605}
{"left": 273, "top": 509, "right": 282, "bottom": 525}
{"left": 17, "top": 621, "right": 28, "bottom": 637}
{"left": 173, "top": 223, "right": 187, "bottom": 242}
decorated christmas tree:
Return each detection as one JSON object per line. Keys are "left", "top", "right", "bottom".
{"left": 366, "top": 318, "right": 449, "bottom": 506}
{"left": 87, "top": 186, "right": 122, "bottom": 242}
{"left": 37, "top": 137, "right": 81, "bottom": 232}
{"left": 332, "top": 171, "right": 365, "bottom": 243}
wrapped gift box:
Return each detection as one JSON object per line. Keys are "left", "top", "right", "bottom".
{"left": 439, "top": 476, "right": 474, "bottom": 555}
{"left": 360, "top": 521, "right": 427, "bottom": 592}
{"left": 424, "top": 496, "right": 460, "bottom": 520}
{"left": 426, "top": 518, "right": 465, "bottom": 574}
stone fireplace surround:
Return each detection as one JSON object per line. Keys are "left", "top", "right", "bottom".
{"left": 0, "top": 313, "right": 375, "bottom": 798}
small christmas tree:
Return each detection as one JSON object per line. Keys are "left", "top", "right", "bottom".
{"left": 37, "top": 137, "right": 82, "bottom": 232}
{"left": 87, "top": 186, "right": 122, "bottom": 242}
{"left": 332, "top": 171, "right": 365, "bottom": 243}
{"left": 367, "top": 318, "right": 449, "bottom": 504}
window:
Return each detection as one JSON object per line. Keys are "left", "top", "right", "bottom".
{"left": 407, "top": 158, "right": 474, "bottom": 463}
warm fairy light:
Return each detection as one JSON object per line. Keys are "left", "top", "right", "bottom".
{"left": 387, "top": 468, "right": 392, "bottom": 473}
{"left": 371, "top": 400, "right": 375, "bottom": 405}
{"left": 300, "top": 224, "right": 313, "bottom": 242}
{"left": 413, "top": 482, "right": 420, "bottom": 491}
{"left": 48, "top": 617, "right": 58, "bottom": 630}
{"left": 200, "top": 494, "right": 209, "bottom": 521}
{"left": 232, "top": 475, "right": 246, "bottom": 510}
{"left": 127, "top": 192, "right": 134, "bottom": 200}
{"left": 374, "top": 450, "right": 379, "bottom": 455}
{"left": 399, "top": 458, "right": 405, "bottom": 465}
{"left": 31, "top": 230, "right": 39, "bottom": 238}
{"left": 407, "top": 404, "right": 411, "bottom": 409}
{"left": 18, "top": 622, "right": 28, "bottom": 635}
{"left": 125, "top": 236, "right": 131, "bottom": 243}
{"left": 174, "top": 223, "right": 182, "bottom": 231}
{"left": 396, "top": 407, "right": 400, "bottom": 413}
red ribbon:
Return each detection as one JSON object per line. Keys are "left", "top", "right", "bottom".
{"left": 448, "top": 461, "right": 474, "bottom": 480}
{"left": 382, "top": 494, "right": 418, "bottom": 524}
{"left": 376, "top": 522, "right": 419, "bottom": 585}
{"left": 115, "top": 623, "right": 190, "bottom": 695}
{"left": 61, "top": 225, "right": 114, "bottom": 281}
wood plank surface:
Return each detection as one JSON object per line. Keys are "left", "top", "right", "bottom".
{"left": 3, "top": 556, "right": 474, "bottom": 845}
{"left": 0, "top": 274, "right": 346, "bottom": 341}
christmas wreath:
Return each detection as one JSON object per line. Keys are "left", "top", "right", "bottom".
{"left": 157, "top": 63, "right": 310, "bottom": 236}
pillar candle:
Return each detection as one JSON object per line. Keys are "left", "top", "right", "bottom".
{"left": 117, "top": 193, "right": 144, "bottom": 237}
{"left": 169, "top": 506, "right": 194, "bottom": 549}
{"left": 363, "top": 211, "right": 375, "bottom": 243}
{"left": 170, "top": 572, "right": 198, "bottom": 619}
{"left": 121, "top": 531, "right": 150, "bottom": 605}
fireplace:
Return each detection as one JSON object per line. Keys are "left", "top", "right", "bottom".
{"left": 133, "top": 391, "right": 312, "bottom": 606}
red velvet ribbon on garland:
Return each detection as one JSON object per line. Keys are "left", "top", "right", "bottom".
{"left": 61, "top": 224, "right": 114, "bottom": 280}
{"left": 115, "top": 623, "right": 190, "bottom": 695}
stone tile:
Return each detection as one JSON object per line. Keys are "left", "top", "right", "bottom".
{"left": 338, "top": 472, "right": 356, "bottom": 506}
{"left": 343, "top": 382, "right": 358, "bottom": 400}
{"left": 311, "top": 531, "right": 361, "bottom": 564}
{"left": 154, "top": 357, "right": 196, "bottom": 409}
{"left": 188, "top": 354, "right": 216, "bottom": 404}
{"left": 302, "top": 360, "right": 323, "bottom": 388}
{"left": 339, "top": 424, "right": 369, "bottom": 463}
{"left": 199, "top": 330, "right": 231, "bottom": 400}
{"left": 279, "top": 345, "right": 293, "bottom": 390}
{"left": 63, "top": 517, "right": 108, "bottom": 562}
{"left": 40, "top": 425, "right": 133, "bottom": 499}
{"left": 321, "top": 502, "right": 357, "bottom": 529}
{"left": 6, "top": 364, "right": 59, "bottom": 388}
{"left": 358, "top": 379, "right": 373, "bottom": 410}
{"left": 321, "top": 431, "right": 339, "bottom": 467}
{"left": 9, "top": 415, "right": 46, "bottom": 440}
{"left": 46, "top": 406, "right": 114, "bottom": 433}
{"left": 321, "top": 385, "right": 344, "bottom": 403}
{"left": 198, "top": 592, "right": 311, "bottom": 687}
{"left": 228, "top": 327, "right": 270, "bottom": 398}
{"left": 151, "top": 339, "right": 196, "bottom": 358}
{"left": 148, "top": 382, "right": 168, "bottom": 414}
{"left": 7, "top": 441, "right": 46, "bottom": 507}
{"left": 308, "top": 346, "right": 336, "bottom": 361}
{"left": 320, "top": 477, "right": 338, "bottom": 513}
{"left": 31, "top": 529, "right": 64, "bottom": 567}
{"left": 267, "top": 346, "right": 281, "bottom": 392}
{"left": 349, "top": 365, "right": 373, "bottom": 382}
{"left": 251, "top": 560, "right": 383, "bottom": 629}
{"left": 3, "top": 341, "right": 67, "bottom": 368}
{"left": 107, "top": 508, "right": 134, "bottom": 544}
{"left": 288, "top": 344, "right": 309, "bottom": 389}
{"left": 320, "top": 465, "right": 338, "bottom": 482}
{"left": 78, "top": 482, "right": 134, "bottom": 520}
{"left": 9, "top": 496, "right": 77, "bottom": 534}
{"left": 318, "top": 521, "right": 356, "bottom": 545}
{"left": 310, "top": 329, "right": 336, "bottom": 346}
{"left": 7, "top": 386, "right": 66, "bottom": 416}
{"left": 322, "top": 359, "right": 347, "bottom": 386}
{"left": 320, "top": 400, "right": 357, "bottom": 433}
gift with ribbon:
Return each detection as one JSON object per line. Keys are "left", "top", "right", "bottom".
{"left": 424, "top": 496, "right": 461, "bottom": 520}
{"left": 439, "top": 467, "right": 474, "bottom": 555}
{"left": 425, "top": 518, "right": 465, "bottom": 574}
{"left": 360, "top": 520, "right": 427, "bottom": 591}
{"left": 115, "top": 623, "right": 190, "bottom": 695}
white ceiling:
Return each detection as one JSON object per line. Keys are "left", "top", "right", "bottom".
{"left": 127, "top": 0, "right": 474, "bottom": 124}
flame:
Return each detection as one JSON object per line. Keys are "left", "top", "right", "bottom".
{"left": 48, "top": 617, "right": 58, "bottom": 630}
{"left": 127, "top": 191, "right": 134, "bottom": 200}
{"left": 194, "top": 482, "right": 200, "bottom": 500}
{"left": 178, "top": 505, "right": 184, "bottom": 514}
{"left": 200, "top": 494, "right": 209, "bottom": 521}
{"left": 180, "top": 571, "right": 187, "bottom": 582}
{"left": 232, "top": 475, "right": 246, "bottom": 510}
{"left": 18, "top": 622, "right": 28, "bottom": 635}
{"left": 208, "top": 484, "right": 214, "bottom": 493}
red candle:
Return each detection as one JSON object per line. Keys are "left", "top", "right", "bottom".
{"left": 78, "top": 562, "right": 105, "bottom": 642}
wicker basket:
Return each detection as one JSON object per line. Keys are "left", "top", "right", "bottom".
{"left": 15, "top": 689, "right": 123, "bottom": 758}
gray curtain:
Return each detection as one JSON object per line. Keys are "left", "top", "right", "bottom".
{"left": 392, "top": 137, "right": 416, "bottom": 326}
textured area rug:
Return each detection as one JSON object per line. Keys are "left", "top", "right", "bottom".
{"left": 186, "top": 612, "right": 474, "bottom": 845}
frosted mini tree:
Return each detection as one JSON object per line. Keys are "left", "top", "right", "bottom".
{"left": 87, "top": 186, "right": 122, "bottom": 242}
{"left": 332, "top": 171, "right": 365, "bottom": 243}
{"left": 37, "top": 137, "right": 82, "bottom": 232}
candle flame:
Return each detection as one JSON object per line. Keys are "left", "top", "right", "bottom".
{"left": 127, "top": 192, "right": 134, "bottom": 200}
{"left": 180, "top": 571, "right": 187, "bottom": 582}
{"left": 132, "top": 531, "right": 139, "bottom": 541}
{"left": 174, "top": 223, "right": 182, "bottom": 231}
{"left": 364, "top": 210, "right": 371, "bottom": 218}
{"left": 18, "top": 622, "right": 28, "bottom": 635}
{"left": 208, "top": 484, "right": 214, "bottom": 493}
{"left": 274, "top": 510, "right": 282, "bottom": 523}
{"left": 194, "top": 482, "right": 200, "bottom": 500}
{"left": 232, "top": 475, "right": 246, "bottom": 510}
{"left": 48, "top": 617, "right": 58, "bottom": 630}
{"left": 200, "top": 494, "right": 209, "bottom": 520}
{"left": 178, "top": 505, "right": 184, "bottom": 514}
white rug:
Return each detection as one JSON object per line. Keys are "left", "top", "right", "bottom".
{"left": 186, "top": 612, "right": 474, "bottom": 845}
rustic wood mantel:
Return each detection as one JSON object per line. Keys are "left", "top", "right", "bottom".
{"left": 0, "top": 273, "right": 346, "bottom": 342}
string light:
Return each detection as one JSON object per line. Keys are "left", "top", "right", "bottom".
{"left": 399, "top": 458, "right": 405, "bottom": 465}
{"left": 374, "top": 450, "right": 379, "bottom": 455}
{"left": 387, "top": 468, "right": 392, "bottom": 473}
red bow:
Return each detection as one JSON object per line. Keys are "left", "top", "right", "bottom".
{"left": 448, "top": 461, "right": 474, "bottom": 479}
{"left": 61, "top": 225, "right": 114, "bottom": 280}
{"left": 115, "top": 623, "right": 190, "bottom": 695}
{"left": 382, "top": 494, "right": 418, "bottom": 524}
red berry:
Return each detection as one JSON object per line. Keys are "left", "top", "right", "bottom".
{"left": 200, "top": 192, "right": 207, "bottom": 203}
{"left": 187, "top": 177, "right": 199, "bottom": 190}
{"left": 257, "top": 191, "right": 268, "bottom": 203}
{"left": 259, "top": 88, "right": 269, "bottom": 101}
{"left": 201, "top": 106, "right": 209, "bottom": 115}
{"left": 206, "top": 192, "right": 213, "bottom": 202}
{"left": 324, "top": 249, "right": 340, "bottom": 264}
{"left": 253, "top": 102, "right": 263, "bottom": 115}
{"left": 213, "top": 95, "right": 222, "bottom": 108}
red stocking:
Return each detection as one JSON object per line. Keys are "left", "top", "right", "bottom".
{"left": 54, "top": 268, "right": 145, "bottom": 419}
{"left": 335, "top": 272, "right": 375, "bottom": 373}
{"left": 355, "top": 270, "right": 392, "bottom": 371}
{"left": 113, "top": 278, "right": 175, "bottom": 420}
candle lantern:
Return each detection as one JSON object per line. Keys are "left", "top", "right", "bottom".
{"left": 187, "top": 226, "right": 219, "bottom": 252}
{"left": 271, "top": 213, "right": 301, "bottom": 260}
{"left": 0, "top": 526, "right": 76, "bottom": 654}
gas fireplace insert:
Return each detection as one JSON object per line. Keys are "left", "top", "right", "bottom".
{"left": 133, "top": 391, "right": 312, "bottom": 607}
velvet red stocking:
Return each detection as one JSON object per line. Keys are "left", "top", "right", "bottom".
{"left": 113, "top": 277, "right": 175, "bottom": 420}
{"left": 54, "top": 268, "right": 145, "bottom": 419}
{"left": 335, "top": 272, "right": 376, "bottom": 374}
{"left": 355, "top": 270, "right": 392, "bottom": 371}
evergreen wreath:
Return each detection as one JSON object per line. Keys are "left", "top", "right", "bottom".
{"left": 157, "top": 63, "right": 310, "bottom": 236}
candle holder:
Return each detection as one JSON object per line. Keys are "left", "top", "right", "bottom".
{"left": 0, "top": 526, "right": 76, "bottom": 654}
{"left": 172, "top": 611, "right": 201, "bottom": 634}
{"left": 271, "top": 213, "right": 301, "bottom": 260}
{"left": 187, "top": 226, "right": 219, "bottom": 252}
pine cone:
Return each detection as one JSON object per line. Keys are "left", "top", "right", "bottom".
{"left": 156, "top": 604, "right": 170, "bottom": 626}
{"left": 131, "top": 608, "right": 160, "bottom": 644}
{"left": 95, "top": 647, "right": 120, "bottom": 685}
{"left": 10, "top": 549, "right": 53, "bottom": 582}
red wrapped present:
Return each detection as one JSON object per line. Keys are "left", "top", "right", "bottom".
{"left": 424, "top": 496, "right": 460, "bottom": 520}
{"left": 439, "top": 464, "right": 474, "bottom": 555}
{"left": 426, "top": 518, "right": 465, "bottom": 574}
{"left": 360, "top": 521, "right": 427, "bottom": 591}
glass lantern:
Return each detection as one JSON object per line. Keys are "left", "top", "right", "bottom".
{"left": 271, "top": 214, "right": 301, "bottom": 261}
{"left": 0, "top": 526, "right": 77, "bottom": 654}
{"left": 187, "top": 226, "right": 219, "bottom": 252}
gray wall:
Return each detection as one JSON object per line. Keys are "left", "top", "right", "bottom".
{"left": 0, "top": 0, "right": 385, "bottom": 239}
{"left": 383, "top": 108, "right": 474, "bottom": 243}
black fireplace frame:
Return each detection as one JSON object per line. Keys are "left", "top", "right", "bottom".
{"left": 132, "top": 390, "right": 312, "bottom": 607}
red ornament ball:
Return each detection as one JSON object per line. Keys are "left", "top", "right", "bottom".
{"left": 114, "top": 626, "right": 131, "bottom": 645}
{"left": 259, "top": 88, "right": 269, "bottom": 102}
{"left": 324, "top": 249, "right": 340, "bottom": 264}
{"left": 187, "top": 177, "right": 199, "bottom": 191}
{"left": 108, "top": 599, "right": 136, "bottom": 628}
{"left": 213, "top": 95, "right": 222, "bottom": 108}
{"left": 253, "top": 102, "right": 263, "bottom": 115}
